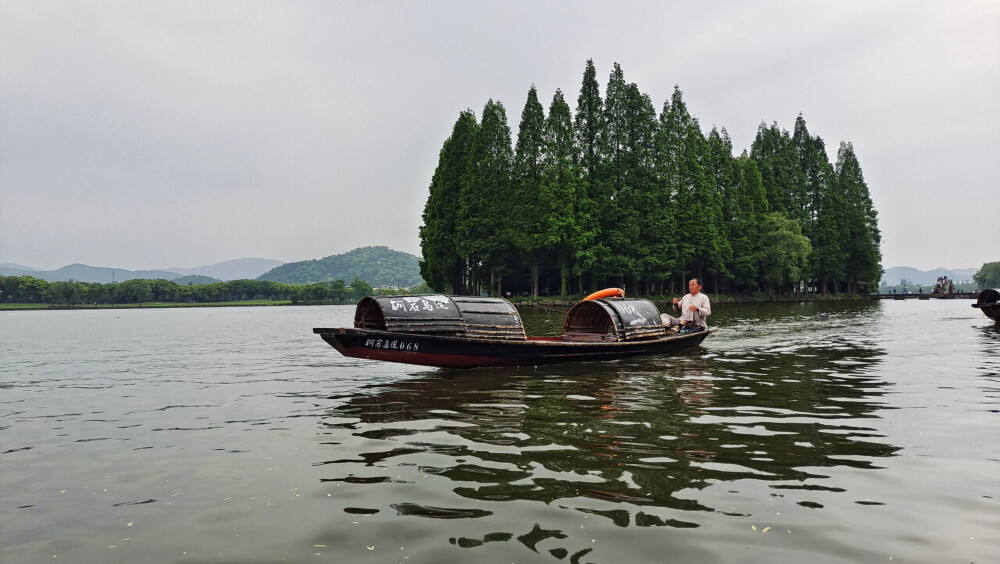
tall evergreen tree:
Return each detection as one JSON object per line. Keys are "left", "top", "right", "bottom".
{"left": 539, "top": 89, "right": 588, "bottom": 296}
{"left": 750, "top": 122, "right": 807, "bottom": 222}
{"left": 512, "top": 85, "right": 548, "bottom": 296}
{"left": 574, "top": 59, "right": 606, "bottom": 181}
{"left": 792, "top": 114, "right": 830, "bottom": 229}
{"left": 656, "top": 89, "right": 690, "bottom": 286}
{"left": 792, "top": 114, "right": 843, "bottom": 292}
{"left": 624, "top": 82, "right": 673, "bottom": 293}
{"left": 689, "top": 122, "right": 730, "bottom": 290}
{"left": 419, "top": 110, "right": 478, "bottom": 293}
{"left": 836, "top": 142, "right": 882, "bottom": 292}
{"left": 458, "top": 99, "right": 514, "bottom": 296}
{"left": 799, "top": 131, "right": 845, "bottom": 294}
{"left": 600, "top": 63, "right": 642, "bottom": 282}
{"left": 573, "top": 59, "right": 610, "bottom": 289}
{"left": 810, "top": 166, "right": 848, "bottom": 294}
{"left": 422, "top": 59, "right": 882, "bottom": 299}
{"left": 708, "top": 127, "right": 744, "bottom": 293}
{"left": 731, "top": 153, "right": 769, "bottom": 291}
{"left": 658, "top": 87, "right": 727, "bottom": 290}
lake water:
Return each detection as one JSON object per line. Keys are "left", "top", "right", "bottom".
{"left": 1, "top": 300, "right": 997, "bottom": 564}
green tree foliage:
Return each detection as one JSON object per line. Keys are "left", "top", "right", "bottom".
{"left": 540, "top": 89, "right": 588, "bottom": 297}
{"left": 810, "top": 161, "right": 848, "bottom": 294}
{"left": 572, "top": 59, "right": 610, "bottom": 291}
{"left": 117, "top": 279, "right": 153, "bottom": 305}
{"left": 620, "top": 81, "right": 672, "bottom": 294}
{"left": 757, "top": 212, "right": 812, "bottom": 294}
{"left": 574, "top": 59, "right": 606, "bottom": 180}
{"left": 732, "top": 154, "right": 770, "bottom": 289}
{"left": 348, "top": 277, "right": 374, "bottom": 301}
{"left": 750, "top": 122, "right": 807, "bottom": 221}
{"left": 290, "top": 280, "right": 349, "bottom": 304}
{"left": 973, "top": 262, "right": 1000, "bottom": 289}
{"left": 458, "top": 99, "right": 515, "bottom": 296}
{"left": 47, "top": 281, "right": 84, "bottom": 306}
{"left": 836, "top": 142, "right": 882, "bottom": 292}
{"left": 601, "top": 64, "right": 649, "bottom": 282}
{"left": 0, "top": 275, "right": 49, "bottom": 303}
{"left": 420, "top": 111, "right": 478, "bottom": 294}
{"left": 417, "top": 60, "right": 881, "bottom": 297}
{"left": 0, "top": 274, "right": 382, "bottom": 305}
{"left": 792, "top": 114, "right": 831, "bottom": 230}
{"left": 711, "top": 129, "right": 768, "bottom": 293}
{"left": 658, "top": 87, "right": 728, "bottom": 289}
{"left": 512, "top": 85, "right": 548, "bottom": 297}
{"left": 791, "top": 115, "right": 846, "bottom": 293}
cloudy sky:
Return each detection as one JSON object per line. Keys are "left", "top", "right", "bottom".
{"left": 2, "top": 1, "right": 998, "bottom": 273}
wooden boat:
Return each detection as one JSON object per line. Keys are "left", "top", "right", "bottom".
{"left": 313, "top": 294, "right": 715, "bottom": 368}
{"left": 972, "top": 288, "right": 1000, "bottom": 322}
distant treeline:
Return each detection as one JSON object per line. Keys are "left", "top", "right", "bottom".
{"left": 0, "top": 275, "right": 430, "bottom": 306}
{"left": 974, "top": 262, "right": 1000, "bottom": 289}
{"left": 420, "top": 60, "right": 881, "bottom": 297}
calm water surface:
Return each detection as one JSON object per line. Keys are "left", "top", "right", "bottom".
{"left": 1, "top": 301, "right": 997, "bottom": 563}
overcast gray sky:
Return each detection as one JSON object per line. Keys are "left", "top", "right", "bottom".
{"left": 2, "top": 1, "right": 998, "bottom": 272}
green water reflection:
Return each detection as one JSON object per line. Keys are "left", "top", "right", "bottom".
{"left": 318, "top": 301, "right": 899, "bottom": 557}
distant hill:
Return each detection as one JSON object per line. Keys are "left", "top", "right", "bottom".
{"left": 173, "top": 275, "right": 222, "bottom": 285}
{"left": 0, "top": 263, "right": 182, "bottom": 283}
{"left": 258, "top": 246, "right": 424, "bottom": 287}
{"left": 0, "top": 263, "right": 38, "bottom": 271}
{"left": 0, "top": 265, "right": 38, "bottom": 277}
{"left": 0, "top": 258, "right": 284, "bottom": 283}
{"left": 882, "top": 266, "right": 979, "bottom": 286}
{"left": 165, "top": 258, "right": 284, "bottom": 281}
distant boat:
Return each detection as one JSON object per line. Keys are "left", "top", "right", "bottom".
{"left": 313, "top": 293, "right": 715, "bottom": 368}
{"left": 972, "top": 288, "right": 1000, "bottom": 322}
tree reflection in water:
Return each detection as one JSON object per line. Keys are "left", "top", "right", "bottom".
{"left": 316, "top": 315, "right": 898, "bottom": 559}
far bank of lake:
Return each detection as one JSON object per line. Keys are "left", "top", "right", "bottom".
{"left": 1, "top": 292, "right": 927, "bottom": 312}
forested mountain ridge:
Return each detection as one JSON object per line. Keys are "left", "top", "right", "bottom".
{"left": 420, "top": 59, "right": 882, "bottom": 297}
{"left": 0, "top": 259, "right": 282, "bottom": 283}
{"left": 0, "top": 263, "right": 185, "bottom": 284}
{"left": 257, "top": 246, "right": 423, "bottom": 287}
{"left": 164, "top": 258, "right": 284, "bottom": 281}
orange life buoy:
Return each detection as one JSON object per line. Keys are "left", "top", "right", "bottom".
{"left": 584, "top": 287, "right": 625, "bottom": 301}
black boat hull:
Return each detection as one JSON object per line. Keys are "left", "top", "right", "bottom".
{"left": 972, "top": 288, "right": 1000, "bottom": 323}
{"left": 313, "top": 327, "right": 715, "bottom": 368}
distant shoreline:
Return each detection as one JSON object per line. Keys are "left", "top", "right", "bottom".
{"left": 0, "top": 300, "right": 346, "bottom": 311}
{"left": 3, "top": 291, "right": 951, "bottom": 312}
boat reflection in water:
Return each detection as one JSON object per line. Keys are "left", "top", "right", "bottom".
{"left": 314, "top": 324, "right": 897, "bottom": 560}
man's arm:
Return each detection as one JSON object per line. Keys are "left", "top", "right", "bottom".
{"left": 697, "top": 294, "right": 711, "bottom": 317}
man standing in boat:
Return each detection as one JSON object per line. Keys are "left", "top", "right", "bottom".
{"left": 661, "top": 278, "right": 711, "bottom": 332}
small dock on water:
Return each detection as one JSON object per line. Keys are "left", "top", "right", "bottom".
{"left": 870, "top": 292, "right": 977, "bottom": 301}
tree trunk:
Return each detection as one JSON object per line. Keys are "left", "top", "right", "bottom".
{"left": 560, "top": 259, "right": 569, "bottom": 298}
{"left": 531, "top": 263, "right": 539, "bottom": 299}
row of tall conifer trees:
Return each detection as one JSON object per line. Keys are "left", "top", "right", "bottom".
{"left": 419, "top": 60, "right": 881, "bottom": 297}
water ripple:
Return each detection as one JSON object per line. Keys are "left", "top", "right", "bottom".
{"left": 2, "top": 302, "right": 996, "bottom": 563}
